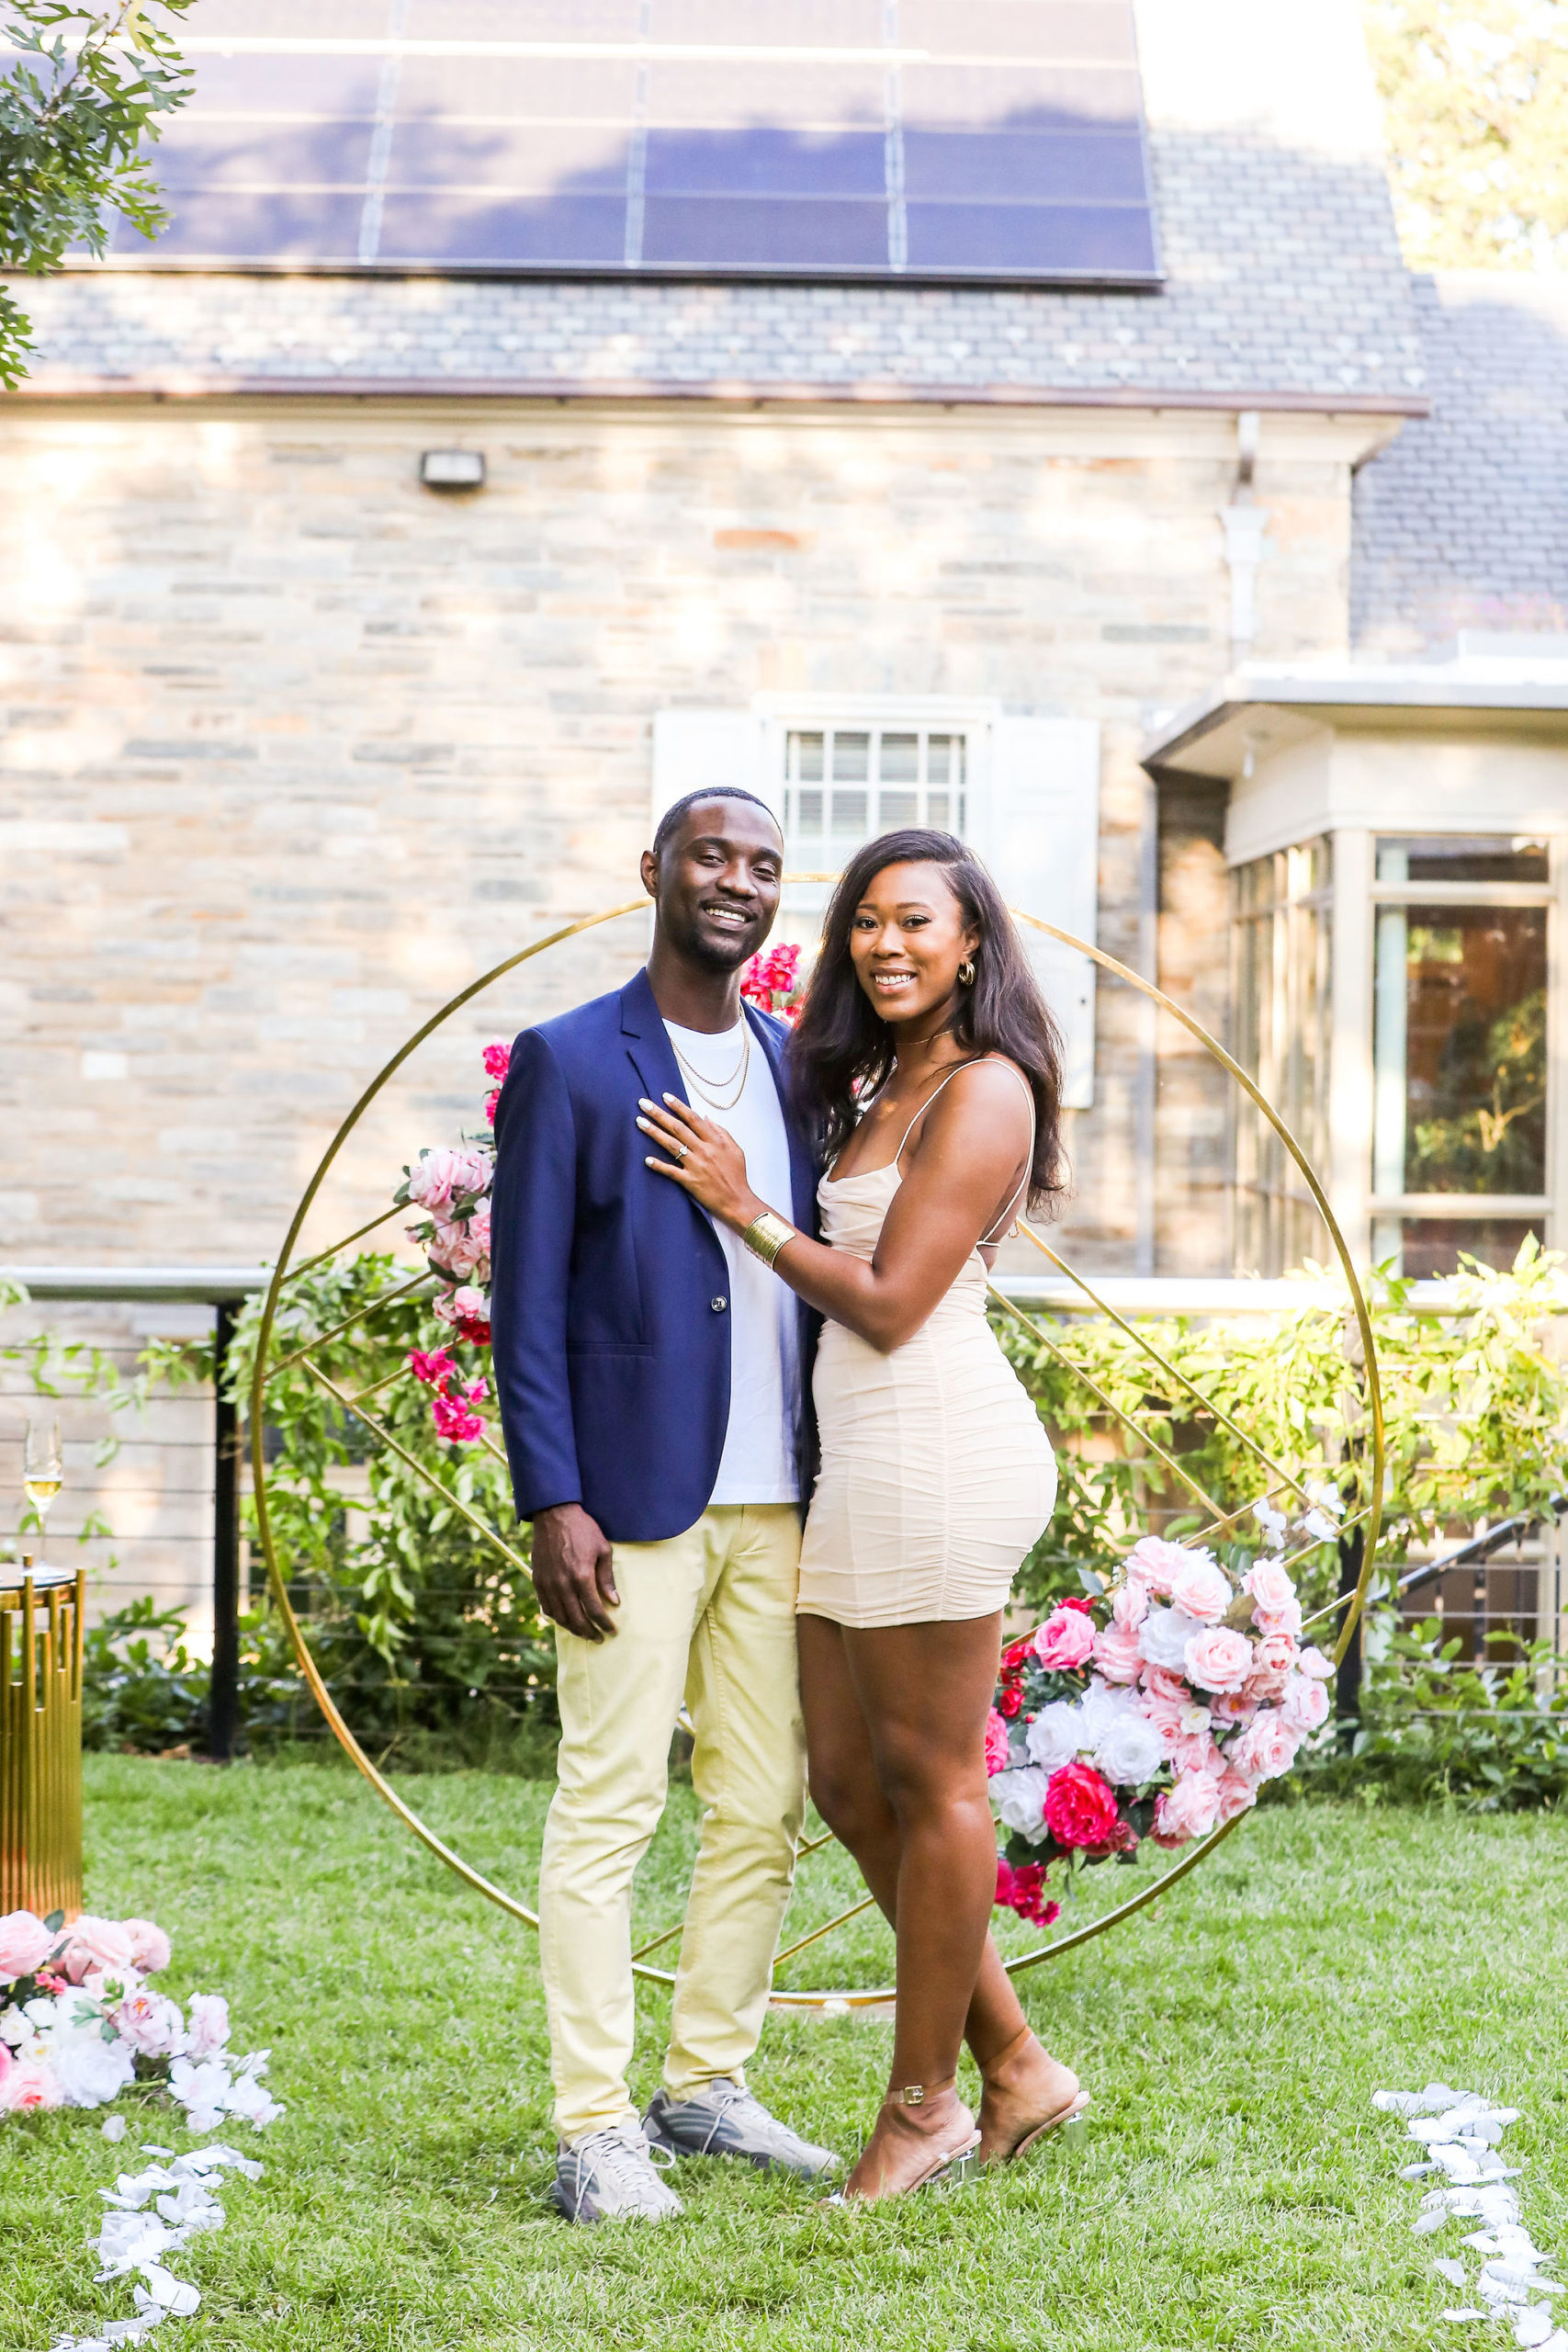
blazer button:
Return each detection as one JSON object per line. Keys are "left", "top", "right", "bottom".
{"left": 710, "top": 1295, "right": 728, "bottom": 1313}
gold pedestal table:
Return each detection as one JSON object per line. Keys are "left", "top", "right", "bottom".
{"left": 0, "top": 1565, "right": 85, "bottom": 1921}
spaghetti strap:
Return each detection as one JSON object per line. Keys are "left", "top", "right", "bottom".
{"left": 892, "top": 1055, "right": 1035, "bottom": 1239}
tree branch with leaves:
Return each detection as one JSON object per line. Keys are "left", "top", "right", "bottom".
{"left": 0, "top": 0, "right": 193, "bottom": 390}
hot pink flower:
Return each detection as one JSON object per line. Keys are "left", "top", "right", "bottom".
{"left": 2, "top": 2059, "right": 62, "bottom": 2114}
{"left": 431, "top": 1389, "right": 485, "bottom": 1444}
{"left": 995, "top": 1858, "right": 1060, "bottom": 1928}
{"left": 0, "top": 1911, "right": 52, "bottom": 1984}
{"left": 1168, "top": 1553, "right": 1233, "bottom": 1625}
{"left": 481, "top": 1038, "right": 512, "bottom": 1082}
{"left": 1280, "top": 1672, "right": 1330, "bottom": 1734}
{"left": 1183, "top": 1625, "right": 1253, "bottom": 1695}
{"left": 1091, "top": 1623, "right": 1145, "bottom": 1686}
{"left": 984, "top": 1710, "right": 1012, "bottom": 1776}
{"left": 408, "top": 1348, "right": 457, "bottom": 1387}
{"left": 1229, "top": 1709, "right": 1301, "bottom": 1786}
{"left": 1043, "top": 1761, "right": 1122, "bottom": 1851}
{"left": 62, "top": 1916, "right": 134, "bottom": 1985}
{"left": 1153, "top": 1770, "right": 1223, "bottom": 1848}
{"left": 1033, "top": 1606, "right": 1096, "bottom": 1671}
{"left": 119, "top": 1918, "right": 171, "bottom": 1977}
{"left": 1121, "top": 1536, "right": 1190, "bottom": 1596}
{"left": 1215, "top": 1769, "right": 1258, "bottom": 1823}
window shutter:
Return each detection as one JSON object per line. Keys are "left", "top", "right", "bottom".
{"left": 980, "top": 718, "right": 1100, "bottom": 1110}
{"left": 650, "top": 707, "right": 773, "bottom": 832}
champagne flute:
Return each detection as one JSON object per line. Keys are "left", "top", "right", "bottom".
{"left": 23, "top": 1417, "right": 63, "bottom": 1554}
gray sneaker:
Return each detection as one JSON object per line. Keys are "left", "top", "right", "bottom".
{"left": 643, "top": 2077, "right": 839, "bottom": 2177}
{"left": 552, "top": 2120, "right": 683, "bottom": 2223}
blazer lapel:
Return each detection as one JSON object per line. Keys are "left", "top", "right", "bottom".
{"left": 620, "top": 967, "right": 684, "bottom": 1109}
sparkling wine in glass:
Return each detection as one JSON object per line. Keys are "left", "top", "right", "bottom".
{"left": 23, "top": 1417, "right": 63, "bottom": 1546}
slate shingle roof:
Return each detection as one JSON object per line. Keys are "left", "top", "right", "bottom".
{"left": 1353, "top": 272, "right": 1568, "bottom": 652}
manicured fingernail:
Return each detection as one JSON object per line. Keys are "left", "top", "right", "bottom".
{"left": 636, "top": 1116, "right": 649, "bottom": 1129}
{"left": 663, "top": 1092, "right": 676, "bottom": 1102}
{"left": 638, "top": 1099, "right": 653, "bottom": 1110}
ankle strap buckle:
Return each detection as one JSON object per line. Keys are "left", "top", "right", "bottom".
{"left": 899, "top": 2085, "right": 925, "bottom": 2107}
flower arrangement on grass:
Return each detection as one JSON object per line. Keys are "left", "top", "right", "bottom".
{"left": 0, "top": 1909, "right": 281, "bottom": 2129}
{"left": 988, "top": 1514, "right": 1336, "bottom": 1928}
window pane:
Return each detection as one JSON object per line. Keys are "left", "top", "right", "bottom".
{"left": 1392, "top": 1216, "right": 1544, "bottom": 1279}
{"left": 880, "top": 789, "right": 918, "bottom": 827}
{"left": 1378, "top": 835, "right": 1550, "bottom": 886}
{"left": 792, "top": 730, "right": 824, "bottom": 782}
{"left": 831, "top": 731, "right": 870, "bottom": 782}
{"left": 880, "top": 732, "right": 919, "bottom": 782}
{"left": 830, "top": 788, "right": 868, "bottom": 837}
{"left": 794, "top": 787, "right": 823, "bottom": 833}
{"left": 927, "top": 790, "right": 949, "bottom": 828}
{"left": 1375, "top": 904, "right": 1547, "bottom": 1196}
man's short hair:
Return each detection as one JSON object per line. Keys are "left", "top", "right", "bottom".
{"left": 651, "top": 786, "right": 781, "bottom": 861}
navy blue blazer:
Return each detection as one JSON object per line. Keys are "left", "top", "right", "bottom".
{"left": 489, "top": 967, "right": 820, "bottom": 1544}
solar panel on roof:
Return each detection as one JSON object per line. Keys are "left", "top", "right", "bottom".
{"left": 87, "top": 0, "right": 1160, "bottom": 286}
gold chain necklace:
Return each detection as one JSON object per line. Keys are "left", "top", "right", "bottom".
{"left": 671, "top": 1019, "right": 751, "bottom": 1113}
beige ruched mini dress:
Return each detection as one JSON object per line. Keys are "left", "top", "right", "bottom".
{"left": 795, "top": 1061, "right": 1059, "bottom": 1629}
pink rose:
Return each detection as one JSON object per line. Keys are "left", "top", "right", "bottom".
{"left": 0, "top": 1911, "right": 53, "bottom": 1984}
{"left": 1280, "top": 1672, "right": 1330, "bottom": 1734}
{"left": 434, "top": 1283, "right": 489, "bottom": 1328}
{"left": 1153, "top": 1770, "right": 1222, "bottom": 1848}
{"left": 1168, "top": 1726, "right": 1223, "bottom": 1776}
{"left": 1168, "top": 1552, "right": 1233, "bottom": 1625}
{"left": 1298, "top": 1645, "right": 1334, "bottom": 1680}
{"left": 1253, "top": 1595, "right": 1303, "bottom": 1638}
{"left": 0, "top": 2044, "right": 10, "bottom": 2100}
{"left": 1228, "top": 1708, "right": 1301, "bottom": 1786}
{"left": 120, "top": 1918, "right": 171, "bottom": 1977}
{"left": 1209, "top": 1689, "right": 1258, "bottom": 1726}
{"left": 1111, "top": 1578, "right": 1149, "bottom": 1631}
{"left": 1140, "top": 1665, "right": 1190, "bottom": 1710}
{"left": 2, "top": 2058, "right": 62, "bottom": 2113}
{"left": 1243, "top": 1559, "right": 1298, "bottom": 1619}
{"left": 984, "top": 1709, "right": 1012, "bottom": 1776}
{"left": 1139, "top": 1679, "right": 1188, "bottom": 1738}
{"left": 1043, "top": 1761, "right": 1122, "bottom": 1851}
{"left": 1033, "top": 1606, "right": 1096, "bottom": 1672}
{"left": 1121, "top": 1536, "right": 1188, "bottom": 1596}
{"left": 185, "top": 1992, "right": 231, "bottom": 2060}
{"left": 1182, "top": 1626, "right": 1254, "bottom": 1695}
{"left": 1242, "top": 1631, "right": 1298, "bottom": 1704}
{"left": 114, "top": 1987, "right": 183, "bottom": 2058}
{"left": 406, "top": 1146, "right": 491, "bottom": 1213}
{"left": 62, "top": 1916, "right": 134, "bottom": 1985}
{"left": 1215, "top": 1769, "right": 1258, "bottom": 1823}
{"left": 1091, "top": 1623, "right": 1145, "bottom": 1686}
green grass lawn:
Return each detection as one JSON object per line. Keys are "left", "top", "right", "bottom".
{"left": 3, "top": 1756, "right": 1564, "bottom": 2352}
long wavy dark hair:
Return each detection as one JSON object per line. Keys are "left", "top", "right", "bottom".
{"left": 787, "top": 829, "right": 1066, "bottom": 1213}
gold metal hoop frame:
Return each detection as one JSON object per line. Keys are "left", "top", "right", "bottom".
{"left": 250, "top": 894, "right": 1384, "bottom": 2011}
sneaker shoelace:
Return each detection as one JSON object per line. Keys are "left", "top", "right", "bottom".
{"left": 694, "top": 2084, "right": 786, "bottom": 2156}
{"left": 575, "top": 2127, "right": 672, "bottom": 2206}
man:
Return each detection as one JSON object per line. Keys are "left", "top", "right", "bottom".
{"left": 489, "top": 786, "right": 833, "bottom": 2223}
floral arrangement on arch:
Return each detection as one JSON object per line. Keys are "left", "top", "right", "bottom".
{"left": 988, "top": 1508, "right": 1337, "bottom": 1928}
{"left": 739, "top": 941, "right": 805, "bottom": 1025}
{"left": 0, "top": 1908, "right": 281, "bottom": 2128}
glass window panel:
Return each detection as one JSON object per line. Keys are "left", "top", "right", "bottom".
{"left": 880, "top": 790, "right": 919, "bottom": 827}
{"left": 792, "top": 731, "right": 824, "bottom": 782}
{"left": 1375, "top": 905, "right": 1548, "bottom": 1197}
{"left": 831, "top": 732, "right": 870, "bottom": 782}
{"left": 879, "top": 733, "right": 919, "bottom": 782}
{"left": 1229, "top": 838, "right": 1332, "bottom": 1277}
{"left": 830, "top": 789, "right": 868, "bottom": 837}
{"left": 1378, "top": 836, "right": 1551, "bottom": 886}
{"left": 1393, "top": 1217, "right": 1544, "bottom": 1280}
{"left": 955, "top": 792, "right": 967, "bottom": 832}
{"left": 794, "top": 788, "right": 824, "bottom": 833}
{"left": 928, "top": 791, "right": 950, "bottom": 828}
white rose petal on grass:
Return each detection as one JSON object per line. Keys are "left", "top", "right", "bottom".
{"left": 100, "top": 2115, "right": 127, "bottom": 2143}
{"left": 1517, "top": 2310, "right": 1558, "bottom": 2348}
{"left": 1435, "top": 2260, "right": 1470, "bottom": 2287}
{"left": 1441, "top": 2313, "right": 1487, "bottom": 2325}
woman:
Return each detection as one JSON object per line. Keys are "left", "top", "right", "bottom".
{"left": 637, "top": 829, "right": 1084, "bottom": 2200}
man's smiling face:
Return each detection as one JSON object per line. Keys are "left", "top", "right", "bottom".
{"left": 644, "top": 796, "right": 784, "bottom": 973}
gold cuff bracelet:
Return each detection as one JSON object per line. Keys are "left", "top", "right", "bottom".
{"left": 740, "top": 1210, "right": 798, "bottom": 1268}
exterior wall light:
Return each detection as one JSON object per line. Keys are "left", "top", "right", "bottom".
{"left": 420, "top": 449, "right": 486, "bottom": 491}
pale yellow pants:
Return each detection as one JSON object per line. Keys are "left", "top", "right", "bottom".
{"left": 537, "top": 1502, "right": 807, "bottom": 2144}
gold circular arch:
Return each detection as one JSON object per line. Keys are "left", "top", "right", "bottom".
{"left": 250, "top": 893, "right": 1384, "bottom": 2010}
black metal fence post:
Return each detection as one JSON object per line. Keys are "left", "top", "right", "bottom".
{"left": 1335, "top": 1525, "right": 1364, "bottom": 1750}
{"left": 207, "top": 1300, "right": 241, "bottom": 1763}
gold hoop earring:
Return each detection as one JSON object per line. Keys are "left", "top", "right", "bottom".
{"left": 958, "top": 957, "right": 976, "bottom": 986}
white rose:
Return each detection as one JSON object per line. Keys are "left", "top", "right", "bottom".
{"left": 50, "top": 2026, "right": 136, "bottom": 2109}
{"left": 1093, "top": 1709, "right": 1168, "bottom": 1790}
{"left": 1076, "top": 1675, "right": 1137, "bottom": 1747}
{"left": 0, "top": 2007, "right": 29, "bottom": 2048}
{"left": 991, "top": 1767, "right": 1050, "bottom": 1843}
{"left": 1137, "top": 1605, "right": 1205, "bottom": 1670}
{"left": 1025, "top": 1702, "right": 1084, "bottom": 1772}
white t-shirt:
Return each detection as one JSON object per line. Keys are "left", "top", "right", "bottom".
{"left": 664, "top": 1015, "right": 801, "bottom": 1505}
